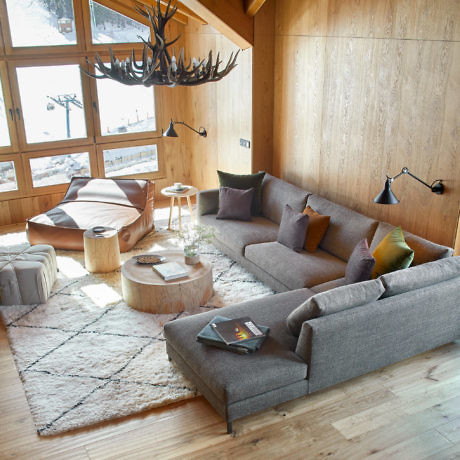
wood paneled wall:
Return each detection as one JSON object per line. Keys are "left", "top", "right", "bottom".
{"left": 273, "top": 0, "right": 460, "bottom": 247}
{"left": 182, "top": 22, "right": 253, "bottom": 191}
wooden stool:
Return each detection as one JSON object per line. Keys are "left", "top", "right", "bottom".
{"left": 83, "top": 227, "right": 121, "bottom": 273}
{"left": 161, "top": 186, "right": 198, "bottom": 231}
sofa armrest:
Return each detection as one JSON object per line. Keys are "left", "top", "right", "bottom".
{"left": 295, "top": 277, "right": 460, "bottom": 394}
{"left": 197, "top": 189, "right": 219, "bottom": 216}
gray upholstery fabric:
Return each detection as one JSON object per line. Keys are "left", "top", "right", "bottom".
{"left": 301, "top": 276, "right": 460, "bottom": 393}
{"left": 277, "top": 204, "right": 309, "bottom": 252}
{"left": 307, "top": 195, "right": 378, "bottom": 261}
{"left": 261, "top": 173, "right": 310, "bottom": 224}
{"left": 245, "top": 241, "right": 346, "bottom": 290}
{"left": 345, "top": 238, "right": 375, "bottom": 283}
{"left": 210, "top": 238, "right": 291, "bottom": 293}
{"left": 217, "top": 187, "right": 254, "bottom": 221}
{"left": 370, "top": 222, "right": 453, "bottom": 265}
{"left": 310, "top": 278, "right": 347, "bottom": 293}
{"left": 380, "top": 256, "right": 460, "bottom": 298}
{"left": 0, "top": 244, "right": 57, "bottom": 305}
{"left": 164, "top": 288, "right": 312, "bottom": 404}
{"left": 200, "top": 214, "right": 279, "bottom": 255}
{"left": 286, "top": 279, "right": 385, "bottom": 335}
{"left": 197, "top": 189, "right": 219, "bottom": 216}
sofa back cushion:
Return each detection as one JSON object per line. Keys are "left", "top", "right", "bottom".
{"left": 380, "top": 256, "right": 460, "bottom": 298}
{"left": 261, "top": 173, "right": 310, "bottom": 224}
{"left": 370, "top": 222, "right": 453, "bottom": 265}
{"left": 62, "top": 177, "right": 150, "bottom": 210}
{"left": 307, "top": 195, "right": 379, "bottom": 261}
{"left": 286, "top": 278, "right": 385, "bottom": 335}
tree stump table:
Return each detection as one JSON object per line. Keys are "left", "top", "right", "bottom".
{"left": 83, "top": 227, "right": 121, "bottom": 273}
{"left": 121, "top": 250, "right": 213, "bottom": 313}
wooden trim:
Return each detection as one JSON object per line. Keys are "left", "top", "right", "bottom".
{"left": 131, "top": 0, "right": 191, "bottom": 25}
{"left": 95, "top": 137, "right": 166, "bottom": 181}
{"left": 7, "top": 57, "right": 95, "bottom": 153}
{"left": 22, "top": 145, "right": 98, "bottom": 196}
{"left": 245, "top": 0, "right": 267, "bottom": 17}
{"left": 0, "top": 153, "right": 26, "bottom": 200}
{"left": 0, "top": 61, "right": 18, "bottom": 154}
{"left": 180, "top": 0, "right": 253, "bottom": 49}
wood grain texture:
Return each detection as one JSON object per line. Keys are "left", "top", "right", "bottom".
{"left": 273, "top": 0, "right": 460, "bottom": 247}
{"left": 83, "top": 228, "right": 121, "bottom": 273}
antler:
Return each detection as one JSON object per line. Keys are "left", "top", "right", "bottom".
{"left": 83, "top": 0, "right": 239, "bottom": 87}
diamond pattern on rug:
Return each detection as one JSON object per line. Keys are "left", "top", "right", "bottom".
{"left": 0, "top": 217, "right": 274, "bottom": 436}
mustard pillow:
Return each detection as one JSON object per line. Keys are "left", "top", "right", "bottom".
{"left": 371, "top": 226, "right": 414, "bottom": 278}
{"left": 302, "top": 206, "right": 330, "bottom": 252}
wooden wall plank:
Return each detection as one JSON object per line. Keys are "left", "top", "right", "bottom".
{"left": 273, "top": 0, "right": 460, "bottom": 247}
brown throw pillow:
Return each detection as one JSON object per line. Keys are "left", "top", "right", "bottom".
{"left": 302, "top": 206, "right": 330, "bottom": 252}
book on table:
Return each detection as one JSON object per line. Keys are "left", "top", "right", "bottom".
{"left": 196, "top": 316, "right": 269, "bottom": 354}
{"left": 152, "top": 262, "right": 188, "bottom": 281}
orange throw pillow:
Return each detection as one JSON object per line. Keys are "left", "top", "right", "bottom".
{"left": 302, "top": 206, "right": 330, "bottom": 252}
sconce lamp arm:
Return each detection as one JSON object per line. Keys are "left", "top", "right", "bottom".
{"left": 390, "top": 167, "right": 444, "bottom": 194}
{"left": 174, "top": 121, "right": 207, "bottom": 137}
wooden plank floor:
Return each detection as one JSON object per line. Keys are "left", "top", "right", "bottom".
{"left": 0, "top": 223, "right": 459, "bottom": 459}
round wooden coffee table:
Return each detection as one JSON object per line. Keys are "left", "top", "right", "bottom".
{"left": 121, "top": 250, "right": 213, "bottom": 313}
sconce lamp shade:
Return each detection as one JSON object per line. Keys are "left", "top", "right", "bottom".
{"left": 164, "top": 121, "right": 179, "bottom": 138}
{"left": 373, "top": 178, "right": 400, "bottom": 204}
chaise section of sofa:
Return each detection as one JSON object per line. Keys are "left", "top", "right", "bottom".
{"left": 26, "top": 177, "right": 155, "bottom": 252}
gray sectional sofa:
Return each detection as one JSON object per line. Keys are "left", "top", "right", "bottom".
{"left": 164, "top": 173, "right": 460, "bottom": 434}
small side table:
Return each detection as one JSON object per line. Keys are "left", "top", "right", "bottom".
{"left": 83, "top": 227, "right": 121, "bottom": 273}
{"left": 161, "top": 185, "right": 198, "bottom": 231}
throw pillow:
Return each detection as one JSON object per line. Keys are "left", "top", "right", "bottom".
{"left": 345, "top": 238, "right": 375, "bottom": 284}
{"left": 217, "top": 170, "right": 265, "bottom": 215}
{"left": 277, "top": 204, "right": 309, "bottom": 252}
{"left": 216, "top": 186, "right": 254, "bottom": 221}
{"left": 286, "top": 279, "right": 385, "bottom": 336}
{"left": 302, "top": 206, "right": 330, "bottom": 252}
{"left": 371, "top": 226, "right": 414, "bottom": 279}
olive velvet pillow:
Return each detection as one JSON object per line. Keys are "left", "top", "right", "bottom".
{"left": 277, "top": 204, "right": 309, "bottom": 252}
{"left": 302, "top": 205, "right": 330, "bottom": 252}
{"left": 217, "top": 170, "right": 265, "bottom": 215}
{"left": 371, "top": 226, "right": 414, "bottom": 278}
{"left": 216, "top": 186, "right": 254, "bottom": 221}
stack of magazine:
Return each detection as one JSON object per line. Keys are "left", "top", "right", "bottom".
{"left": 196, "top": 315, "right": 269, "bottom": 354}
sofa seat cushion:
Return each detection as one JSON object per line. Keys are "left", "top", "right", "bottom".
{"left": 307, "top": 195, "right": 378, "bottom": 261}
{"left": 26, "top": 177, "right": 155, "bottom": 253}
{"left": 261, "top": 173, "right": 310, "bottom": 224}
{"left": 164, "top": 288, "right": 312, "bottom": 404}
{"left": 245, "top": 241, "right": 347, "bottom": 290}
{"left": 370, "top": 222, "right": 453, "bottom": 265}
{"left": 200, "top": 214, "right": 279, "bottom": 255}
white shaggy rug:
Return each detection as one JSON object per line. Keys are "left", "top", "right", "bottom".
{"left": 0, "top": 213, "right": 274, "bottom": 436}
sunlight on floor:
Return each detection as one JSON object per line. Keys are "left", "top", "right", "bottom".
{"left": 80, "top": 283, "right": 122, "bottom": 307}
{"left": 56, "top": 255, "right": 88, "bottom": 278}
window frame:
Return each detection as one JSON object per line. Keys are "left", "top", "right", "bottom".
{"left": 22, "top": 144, "right": 98, "bottom": 196}
{"left": 0, "top": 60, "right": 18, "bottom": 153}
{"left": 95, "top": 137, "right": 165, "bottom": 181}
{"left": 0, "top": 153, "right": 26, "bottom": 199}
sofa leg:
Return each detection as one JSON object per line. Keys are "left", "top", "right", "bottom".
{"left": 227, "top": 421, "right": 233, "bottom": 434}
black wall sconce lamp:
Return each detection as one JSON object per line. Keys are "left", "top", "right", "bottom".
{"left": 374, "top": 167, "right": 444, "bottom": 204}
{"left": 163, "top": 120, "right": 207, "bottom": 138}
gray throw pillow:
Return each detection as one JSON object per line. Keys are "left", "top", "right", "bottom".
{"left": 217, "top": 170, "right": 265, "bottom": 215}
{"left": 277, "top": 204, "right": 309, "bottom": 252}
{"left": 286, "top": 279, "right": 385, "bottom": 336}
{"left": 216, "top": 186, "right": 254, "bottom": 221}
{"left": 345, "top": 238, "right": 375, "bottom": 284}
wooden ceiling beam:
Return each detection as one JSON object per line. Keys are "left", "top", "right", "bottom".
{"left": 245, "top": 0, "right": 267, "bottom": 17}
{"left": 180, "top": 0, "right": 253, "bottom": 49}
{"left": 132, "top": 0, "right": 189, "bottom": 24}
{"left": 159, "top": 1, "right": 207, "bottom": 24}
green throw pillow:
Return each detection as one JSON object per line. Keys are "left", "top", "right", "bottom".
{"left": 217, "top": 170, "right": 265, "bottom": 215}
{"left": 371, "top": 226, "right": 414, "bottom": 278}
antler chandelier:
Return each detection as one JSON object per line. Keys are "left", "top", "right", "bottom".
{"left": 84, "top": 0, "right": 239, "bottom": 87}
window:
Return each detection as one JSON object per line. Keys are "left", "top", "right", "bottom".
{"left": 16, "top": 64, "right": 87, "bottom": 144}
{"left": 0, "top": 76, "right": 11, "bottom": 148}
{"left": 0, "top": 160, "right": 18, "bottom": 192}
{"left": 96, "top": 76, "right": 156, "bottom": 136}
{"left": 6, "top": 0, "right": 77, "bottom": 47}
{"left": 29, "top": 151, "right": 91, "bottom": 187}
{"left": 89, "top": 1, "right": 150, "bottom": 44}
{"left": 102, "top": 144, "right": 158, "bottom": 178}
